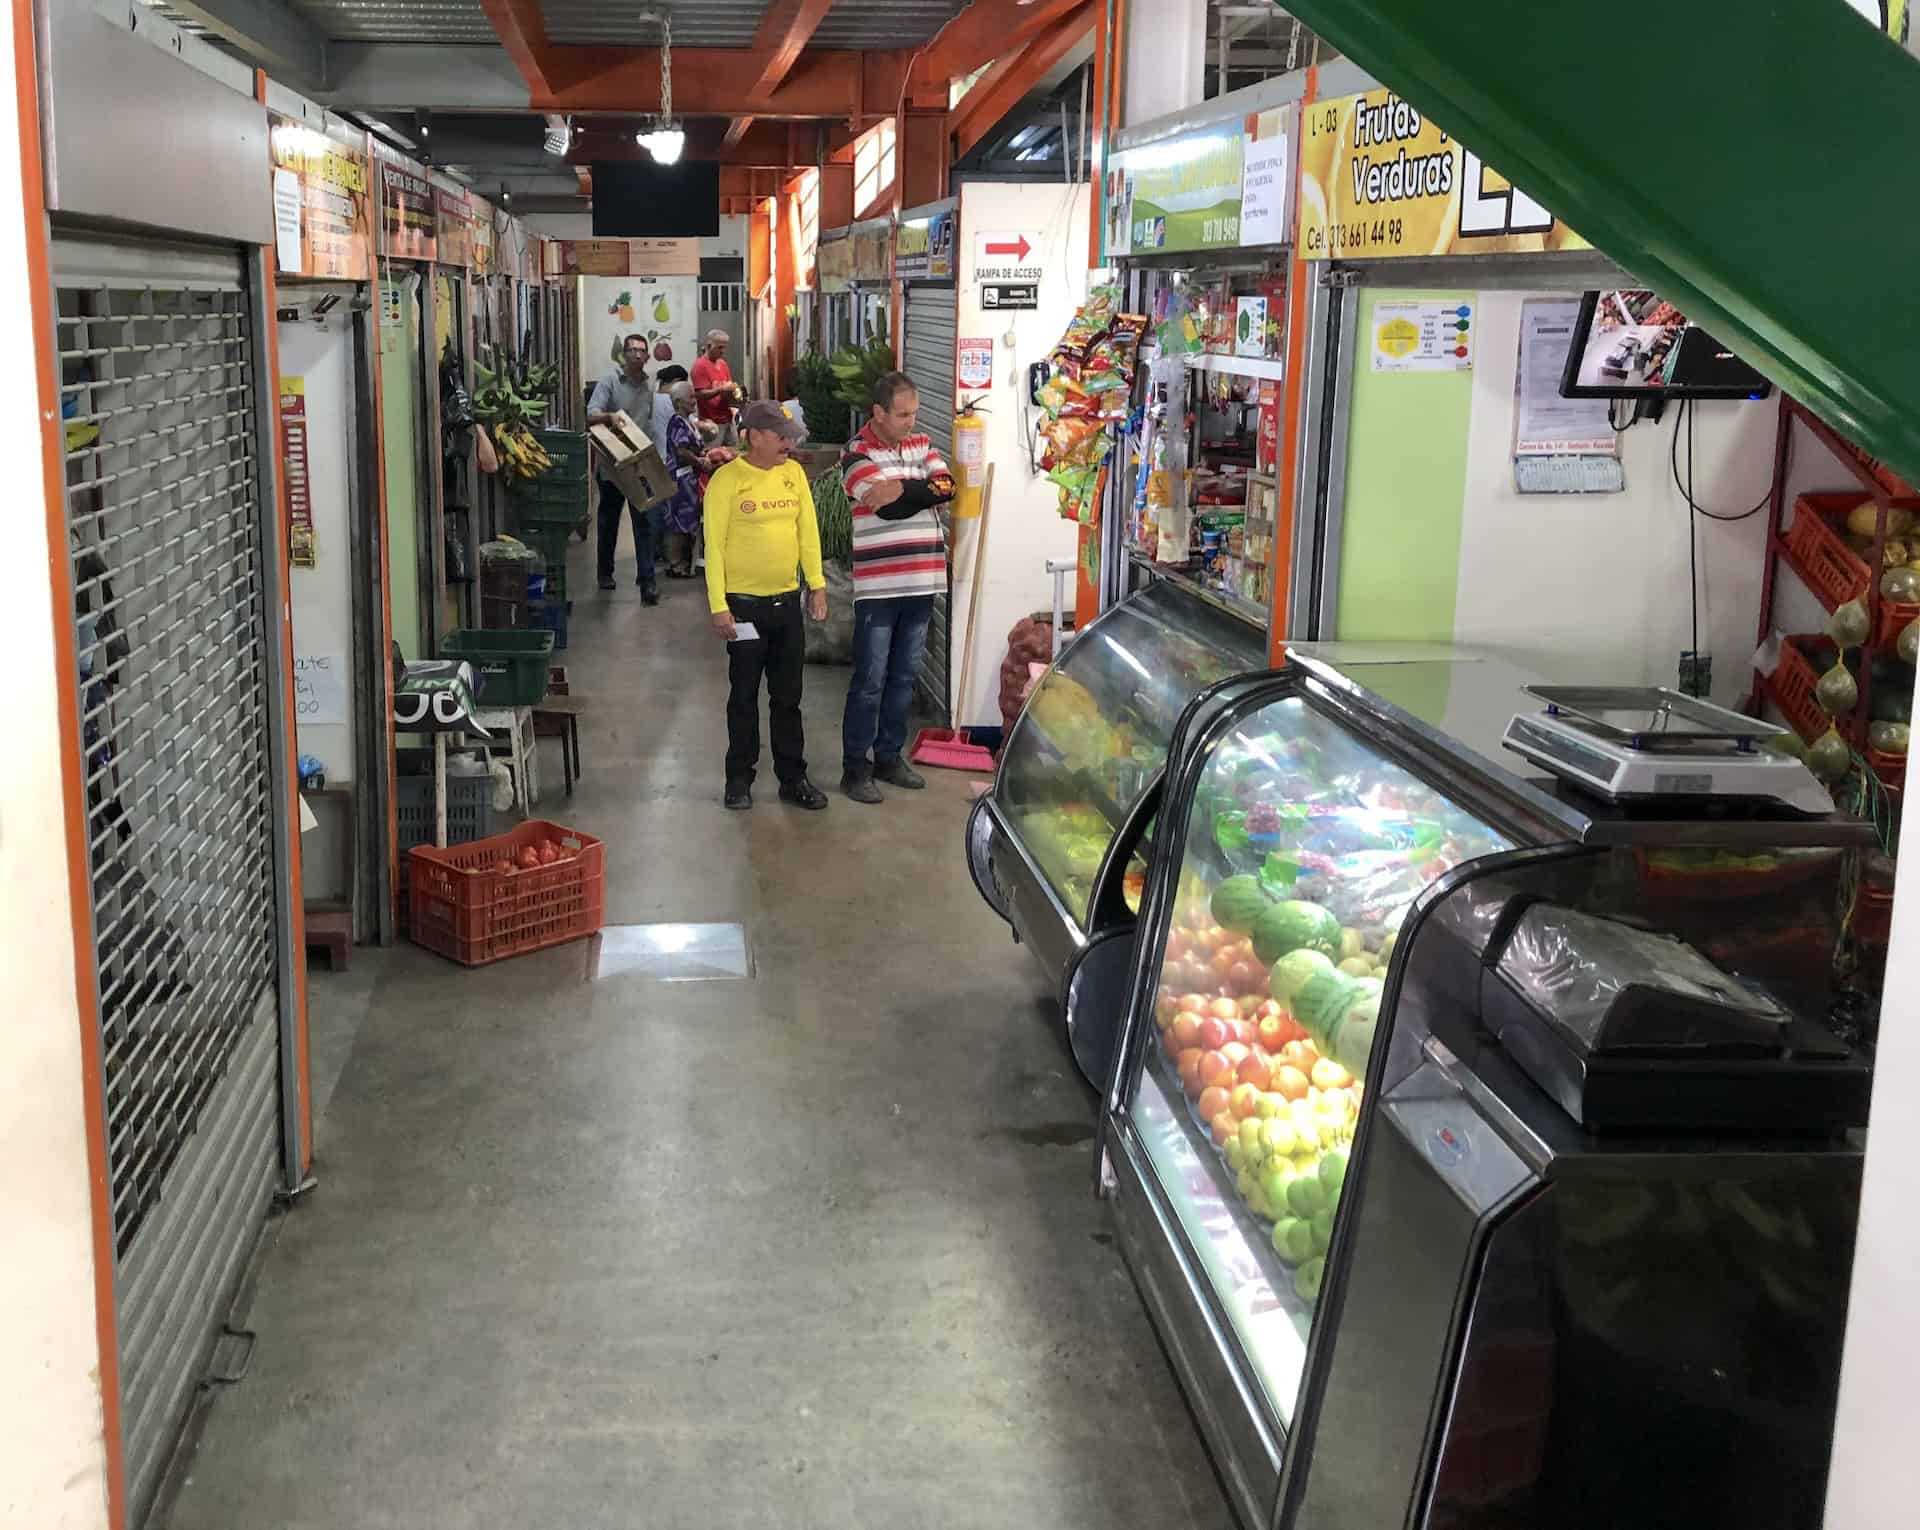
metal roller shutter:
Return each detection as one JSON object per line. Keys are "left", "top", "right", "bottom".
{"left": 902, "top": 282, "right": 956, "bottom": 723}
{"left": 54, "top": 237, "right": 284, "bottom": 1522}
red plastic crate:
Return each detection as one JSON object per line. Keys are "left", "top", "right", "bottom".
{"left": 1866, "top": 747, "right": 1907, "bottom": 796}
{"left": 1876, "top": 598, "right": 1920, "bottom": 649}
{"left": 1782, "top": 494, "right": 1880, "bottom": 610}
{"left": 408, "top": 819, "right": 604, "bottom": 966}
{"left": 1763, "top": 634, "right": 1832, "bottom": 746}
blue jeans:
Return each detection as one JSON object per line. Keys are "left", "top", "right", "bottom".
{"left": 596, "top": 477, "right": 660, "bottom": 589}
{"left": 843, "top": 595, "right": 934, "bottom": 772}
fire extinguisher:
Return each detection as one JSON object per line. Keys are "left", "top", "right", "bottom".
{"left": 951, "top": 395, "right": 989, "bottom": 522}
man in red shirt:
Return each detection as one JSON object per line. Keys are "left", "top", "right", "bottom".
{"left": 691, "top": 330, "right": 738, "bottom": 445}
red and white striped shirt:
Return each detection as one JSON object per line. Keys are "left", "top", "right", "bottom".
{"left": 841, "top": 423, "right": 951, "bottom": 603}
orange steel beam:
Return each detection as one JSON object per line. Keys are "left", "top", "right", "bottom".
{"left": 909, "top": 0, "right": 1087, "bottom": 106}
{"left": 570, "top": 118, "right": 856, "bottom": 169}
{"left": 951, "top": 2, "right": 1093, "bottom": 160}
{"left": 478, "top": 0, "right": 554, "bottom": 98}
{"left": 16, "top": 0, "right": 128, "bottom": 1520}
{"left": 724, "top": 0, "right": 840, "bottom": 147}
{"left": 539, "top": 46, "right": 909, "bottom": 118}
{"left": 1268, "top": 65, "right": 1319, "bottom": 665}
{"left": 1075, "top": 0, "right": 1125, "bottom": 626}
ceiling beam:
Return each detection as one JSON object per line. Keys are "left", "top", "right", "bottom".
{"left": 910, "top": 0, "right": 1087, "bottom": 105}
{"left": 478, "top": 0, "right": 554, "bottom": 99}
{"left": 952, "top": 3, "right": 1094, "bottom": 160}
{"left": 566, "top": 118, "right": 856, "bottom": 169}
{"left": 541, "top": 45, "right": 909, "bottom": 117}
{"left": 164, "top": 0, "right": 327, "bottom": 87}
{"left": 724, "top": 0, "right": 841, "bottom": 147}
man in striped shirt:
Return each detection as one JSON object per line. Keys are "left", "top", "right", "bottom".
{"left": 838, "top": 371, "right": 956, "bottom": 804}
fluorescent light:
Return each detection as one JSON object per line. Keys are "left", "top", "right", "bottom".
{"left": 636, "top": 126, "right": 685, "bottom": 164}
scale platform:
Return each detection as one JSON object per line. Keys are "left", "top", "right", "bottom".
{"left": 1501, "top": 685, "right": 1835, "bottom": 816}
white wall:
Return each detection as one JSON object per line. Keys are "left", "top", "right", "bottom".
{"left": 0, "top": 3, "right": 112, "bottom": 1521}
{"left": 952, "top": 181, "right": 1091, "bottom": 728}
{"left": 279, "top": 310, "right": 358, "bottom": 781}
{"left": 1452, "top": 291, "right": 1775, "bottom": 706}
{"left": 1122, "top": 0, "right": 1207, "bottom": 127}
{"left": 581, "top": 274, "right": 701, "bottom": 377}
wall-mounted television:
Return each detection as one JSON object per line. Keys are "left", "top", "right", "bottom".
{"left": 1558, "top": 289, "right": 1771, "bottom": 401}
{"left": 590, "top": 160, "right": 720, "bottom": 238}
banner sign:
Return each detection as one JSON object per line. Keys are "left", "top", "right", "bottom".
{"left": 1104, "top": 127, "right": 1245, "bottom": 257}
{"left": 1298, "top": 89, "right": 1590, "bottom": 260}
{"left": 434, "top": 186, "right": 474, "bottom": 268}
{"left": 894, "top": 208, "right": 954, "bottom": 279}
{"left": 470, "top": 206, "right": 495, "bottom": 277}
{"left": 266, "top": 116, "right": 371, "bottom": 279}
{"left": 852, "top": 226, "right": 892, "bottom": 282}
{"left": 377, "top": 154, "right": 434, "bottom": 261}
{"left": 818, "top": 234, "right": 854, "bottom": 294}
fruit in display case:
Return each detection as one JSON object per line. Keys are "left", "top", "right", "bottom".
{"left": 1251, "top": 899, "right": 1342, "bottom": 966}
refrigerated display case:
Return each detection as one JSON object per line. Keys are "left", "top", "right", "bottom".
{"left": 966, "top": 581, "right": 1264, "bottom": 1078}
{"left": 1095, "top": 646, "right": 1874, "bottom": 1530}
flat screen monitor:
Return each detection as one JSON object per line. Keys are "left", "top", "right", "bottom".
{"left": 1558, "top": 290, "right": 1771, "bottom": 401}
{"left": 590, "top": 160, "right": 720, "bottom": 238}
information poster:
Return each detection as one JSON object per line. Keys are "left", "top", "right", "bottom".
{"left": 1298, "top": 89, "right": 1590, "bottom": 260}
{"left": 378, "top": 154, "right": 435, "bottom": 261}
{"left": 957, "top": 337, "right": 994, "bottom": 390}
{"left": 894, "top": 209, "right": 954, "bottom": 279}
{"left": 1238, "top": 131, "right": 1293, "bottom": 247}
{"left": 267, "top": 115, "right": 371, "bottom": 278}
{"left": 470, "top": 209, "right": 495, "bottom": 277}
{"left": 559, "top": 240, "right": 630, "bottom": 277}
{"left": 1370, "top": 300, "right": 1474, "bottom": 372}
{"left": 1512, "top": 297, "right": 1622, "bottom": 493}
{"left": 280, "top": 376, "right": 316, "bottom": 566}
{"left": 434, "top": 186, "right": 473, "bottom": 269}
{"left": 1105, "top": 127, "right": 1244, "bottom": 257}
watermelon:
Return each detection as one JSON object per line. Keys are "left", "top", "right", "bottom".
{"left": 1251, "top": 899, "right": 1342, "bottom": 966}
{"left": 1293, "top": 970, "right": 1358, "bottom": 1044}
{"left": 1270, "top": 947, "right": 1336, "bottom": 1001}
{"left": 1210, "top": 874, "right": 1272, "bottom": 934}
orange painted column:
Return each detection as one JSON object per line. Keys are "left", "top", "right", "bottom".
{"left": 361, "top": 132, "right": 401, "bottom": 947}
{"left": 15, "top": 0, "right": 128, "bottom": 1520}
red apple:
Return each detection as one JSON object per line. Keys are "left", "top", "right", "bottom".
{"left": 1171, "top": 1012, "right": 1205, "bottom": 1052}
{"left": 1178, "top": 992, "right": 1211, "bottom": 1016}
{"left": 1256, "top": 1015, "right": 1289, "bottom": 1052}
{"left": 1178, "top": 1049, "right": 1206, "bottom": 1098}
{"left": 1206, "top": 997, "right": 1240, "bottom": 1022}
{"left": 1219, "top": 1041, "right": 1251, "bottom": 1070}
{"left": 1198, "top": 1085, "right": 1232, "bottom": 1121}
{"left": 1197, "top": 1017, "right": 1231, "bottom": 1051}
{"left": 1237, "top": 1052, "right": 1275, "bottom": 1091}
{"left": 1198, "top": 1051, "right": 1235, "bottom": 1092}
{"left": 1229, "top": 1083, "right": 1262, "bottom": 1118}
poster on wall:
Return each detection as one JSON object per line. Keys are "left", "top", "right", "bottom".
{"left": 1298, "top": 89, "right": 1590, "bottom": 260}
{"left": 818, "top": 234, "right": 854, "bottom": 294}
{"left": 852, "top": 226, "right": 892, "bottom": 283}
{"left": 957, "top": 337, "right": 994, "bottom": 390}
{"left": 1370, "top": 300, "right": 1474, "bottom": 372}
{"left": 1238, "top": 127, "right": 1293, "bottom": 248}
{"left": 470, "top": 209, "right": 495, "bottom": 277}
{"left": 894, "top": 208, "right": 954, "bottom": 279}
{"left": 434, "top": 186, "right": 474, "bottom": 268}
{"left": 377, "top": 154, "right": 435, "bottom": 261}
{"left": 627, "top": 239, "right": 700, "bottom": 277}
{"left": 584, "top": 275, "right": 699, "bottom": 370}
{"left": 267, "top": 116, "right": 371, "bottom": 279}
{"left": 280, "top": 376, "right": 316, "bottom": 567}
{"left": 1104, "top": 127, "right": 1245, "bottom": 257}
{"left": 1512, "top": 297, "right": 1623, "bottom": 493}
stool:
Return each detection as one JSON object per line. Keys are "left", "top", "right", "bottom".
{"left": 532, "top": 701, "right": 583, "bottom": 796}
{"left": 472, "top": 706, "right": 540, "bottom": 813}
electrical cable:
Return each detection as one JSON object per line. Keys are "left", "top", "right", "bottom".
{"left": 1669, "top": 398, "right": 1771, "bottom": 521}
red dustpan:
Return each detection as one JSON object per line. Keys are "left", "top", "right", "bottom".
{"left": 910, "top": 465, "right": 998, "bottom": 773}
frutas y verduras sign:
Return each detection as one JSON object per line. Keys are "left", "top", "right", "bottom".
{"left": 1297, "top": 89, "right": 1590, "bottom": 260}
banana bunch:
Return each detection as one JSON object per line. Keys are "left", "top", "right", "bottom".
{"left": 493, "top": 421, "right": 554, "bottom": 482}
{"left": 473, "top": 344, "right": 561, "bottom": 431}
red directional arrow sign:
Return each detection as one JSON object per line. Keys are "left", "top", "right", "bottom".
{"left": 974, "top": 230, "right": 1043, "bottom": 278}
{"left": 983, "top": 235, "right": 1032, "bottom": 260}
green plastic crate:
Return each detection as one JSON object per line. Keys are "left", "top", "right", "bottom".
{"left": 533, "top": 429, "right": 589, "bottom": 481}
{"left": 510, "top": 471, "right": 591, "bottom": 531}
{"left": 440, "top": 628, "right": 555, "bottom": 708}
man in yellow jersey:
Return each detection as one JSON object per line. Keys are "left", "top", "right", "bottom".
{"left": 704, "top": 402, "right": 831, "bottom": 811}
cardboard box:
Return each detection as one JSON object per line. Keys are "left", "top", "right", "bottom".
{"left": 587, "top": 411, "right": 676, "bottom": 507}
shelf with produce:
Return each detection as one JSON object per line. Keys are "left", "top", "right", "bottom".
{"left": 1787, "top": 396, "right": 1917, "bottom": 507}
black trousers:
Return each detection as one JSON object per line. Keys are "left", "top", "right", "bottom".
{"left": 725, "top": 591, "right": 807, "bottom": 787}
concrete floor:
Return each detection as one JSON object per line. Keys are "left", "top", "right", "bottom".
{"left": 163, "top": 541, "right": 1230, "bottom": 1529}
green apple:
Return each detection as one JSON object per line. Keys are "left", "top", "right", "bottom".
{"left": 1260, "top": 1117, "right": 1297, "bottom": 1157}
{"left": 1319, "top": 1148, "right": 1348, "bottom": 1195}
{"left": 1294, "top": 1255, "right": 1326, "bottom": 1303}
{"left": 1246, "top": 1183, "right": 1273, "bottom": 1220}
{"left": 1287, "top": 1174, "right": 1328, "bottom": 1220}
{"left": 1310, "top": 1208, "right": 1334, "bottom": 1254}
{"left": 1224, "top": 1136, "right": 1247, "bottom": 1173}
{"left": 1270, "top": 1216, "right": 1302, "bottom": 1259}
{"left": 1283, "top": 1217, "right": 1315, "bottom": 1264}
{"left": 1255, "top": 1092, "right": 1286, "bottom": 1120}
{"left": 1260, "top": 1161, "right": 1296, "bottom": 1207}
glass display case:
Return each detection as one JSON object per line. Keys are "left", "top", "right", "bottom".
{"left": 967, "top": 581, "right": 1263, "bottom": 1077}
{"left": 1095, "top": 646, "right": 1874, "bottom": 1530}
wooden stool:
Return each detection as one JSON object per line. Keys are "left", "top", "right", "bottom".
{"left": 473, "top": 706, "right": 541, "bottom": 813}
{"left": 532, "top": 700, "right": 583, "bottom": 796}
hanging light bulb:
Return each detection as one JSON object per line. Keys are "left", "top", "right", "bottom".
{"left": 634, "top": 9, "right": 684, "bottom": 165}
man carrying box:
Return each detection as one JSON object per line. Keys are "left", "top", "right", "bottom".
{"left": 588, "top": 334, "right": 659, "bottom": 603}
{"left": 704, "top": 402, "right": 831, "bottom": 813}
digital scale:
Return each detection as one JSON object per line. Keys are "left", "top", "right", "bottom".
{"left": 1501, "top": 685, "right": 1835, "bottom": 816}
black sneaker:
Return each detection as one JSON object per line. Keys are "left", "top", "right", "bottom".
{"left": 641, "top": 586, "right": 660, "bottom": 607}
{"left": 873, "top": 757, "right": 927, "bottom": 790}
{"left": 724, "top": 780, "right": 752, "bottom": 811}
{"left": 778, "top": 778, "right": 830, "bottom": 811}
{"left": 841, "top": 770, "right": 883, "bottom": 805}
{"left": 598, "top": 575, "right": 617, "bottom": 592}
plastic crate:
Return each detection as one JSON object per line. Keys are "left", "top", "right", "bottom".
{"left": 1764, "top": 634, "right": 1830, "bottom": 746}
{"left": 1876, "top": 598, "right": 1920, "bottom": 648}
{"left": 440, "top": 628, "right": 554, "bottom": 707}
{"left": 531, "top": 596, "right": 568, "bottom": 652}
{"left": 510, "top": 471, "right": 592, "bottom": 532}
{"left": 534, "top": 429, "right": 589, "bottom": 481}
{"left": 525, "top": 525, "right": 572, "bottom": 606}
{"left": 395, "top": 756, "right": 496, "bottom": 853}
{"left": 1783, "top": 494, "right": 1879, "bottom": 610}
{"left": 408, "top": 819, "right": 605, "bottom": 966}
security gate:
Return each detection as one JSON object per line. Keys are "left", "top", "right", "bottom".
{"left": 902, "top": 281, "right": 957, "bottom": 723}
{"left": 55, "top": 236, "right": 287, "bottom": 1522}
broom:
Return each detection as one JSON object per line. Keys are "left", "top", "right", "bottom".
{"left": 909, "top": 463, "right": 998, "bottom": 772}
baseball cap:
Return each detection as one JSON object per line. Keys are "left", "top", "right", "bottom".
{"left": 740, "top": 400, "right": 804, "bottom": 440}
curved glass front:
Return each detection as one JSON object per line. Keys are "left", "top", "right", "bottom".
{"left": 1127, "top": 689, "right": 1513, "bottom": 1429}
{"left": 995, "top": 582, "right": 1262, "bottom": 927}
